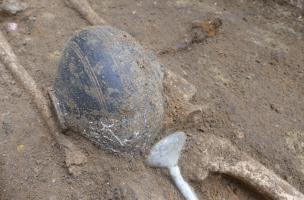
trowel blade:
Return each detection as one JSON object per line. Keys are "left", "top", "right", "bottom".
{"left": 147, "top": 132, "right": 186, "bottom": 168}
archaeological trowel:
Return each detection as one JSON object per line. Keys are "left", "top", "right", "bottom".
{"left": 147, "top": 132, "right": 199, "bottom": 200}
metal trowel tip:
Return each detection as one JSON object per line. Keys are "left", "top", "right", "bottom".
{"left": 147, "top": 132, "right": 186, "bottom": 168}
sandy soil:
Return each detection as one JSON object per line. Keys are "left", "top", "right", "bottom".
{"left": 1, "top": 0, "right": 304, "bottom": 199}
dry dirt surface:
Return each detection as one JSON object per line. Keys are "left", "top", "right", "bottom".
{"left": 1, "top": 0, "right": 304, "bottom": 199}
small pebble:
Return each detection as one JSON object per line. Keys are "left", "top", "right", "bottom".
{"left": 17, "top": 144, "right": 25, "bottom": 153}
{"left": 236, "top": 130, "right": 245, "bottom": 139}
{"left": 6, "top": 22, "right": 18, "bottom": 32}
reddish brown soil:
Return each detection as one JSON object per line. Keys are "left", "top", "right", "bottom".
{"left": 1, "top": 0, "right": 304, "bottom": 199}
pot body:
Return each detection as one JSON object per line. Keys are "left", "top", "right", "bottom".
{"left": 52, "top": 26, "right": 164, "bottom": 153}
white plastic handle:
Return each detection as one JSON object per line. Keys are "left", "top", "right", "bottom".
{"left": 169, "top": 166, "right": 199, "bottom": 200}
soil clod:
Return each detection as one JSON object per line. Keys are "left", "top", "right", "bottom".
{"left": 0, "top": 0, "right": 28, "bottom": 15}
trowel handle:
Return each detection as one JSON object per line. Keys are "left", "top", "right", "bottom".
{"left": 169, "top": 166, "right": 199, "bottom": 200}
